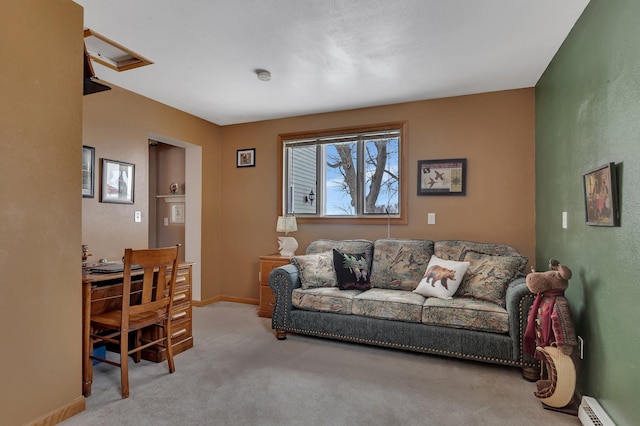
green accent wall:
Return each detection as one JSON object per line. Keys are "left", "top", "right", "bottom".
{"left": 535, "top": 1, "right": 640, "bottom": 425}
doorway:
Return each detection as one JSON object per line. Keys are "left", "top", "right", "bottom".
{"left": 149, "top": 141, "right": 186, "bottom": 260}
{"left": 148, "top": 133, "right": 202, "bottom": 301}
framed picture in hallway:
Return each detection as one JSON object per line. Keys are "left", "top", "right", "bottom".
{"left": 82, "top": 145, "right": 95, "bottom": 198}
{"left": 583, "top": 162, "right": 619, "bottom": 226}
{"left": 170, "top": 203, "right": 185, "bottom": 224}
{"left": 100, "top": 158, "right": 135, "bottom": 204}
{"left": 237, "top": 148, "right": 255, "bottom": 167}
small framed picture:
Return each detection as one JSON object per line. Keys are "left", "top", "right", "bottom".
{"left": 82, "top": 145, "right": 95, "bottom": 198}
{"left": 237, "top": 148, "right": 256, "bottom": 168}
{"left": 170, "top": 203, "right": 185, "bottom": 224}
{"left": 101, "top": 158, "right": 135, "bottom": 204}
{"left": 583, "top": 162, "right": 619, "bottom": 226}
{"left": 417, "top": 158, "right": 467, "bottom": 196}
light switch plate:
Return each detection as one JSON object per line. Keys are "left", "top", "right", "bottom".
{"left": 562, "top": 211, "right": 568, "bottom": 229}
{"left": 134, "top": 211, "right": 142, "bottom": 223}
{"left": 427, "top": 213, "right": 436, "bottom": 225}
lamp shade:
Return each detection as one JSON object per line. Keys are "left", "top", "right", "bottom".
{"left": 276, "top": 216, "right": 297, "bottom": 234}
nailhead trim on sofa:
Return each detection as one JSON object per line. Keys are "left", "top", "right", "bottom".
{"left": 270, "top": 248, "right": 540, "bottom": 371}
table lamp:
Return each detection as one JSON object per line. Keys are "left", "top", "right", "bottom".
{"left": 276, "top": 215, "right": 298, "bottom": 257}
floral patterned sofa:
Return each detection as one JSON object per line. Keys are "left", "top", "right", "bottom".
{"left": 269, "top": 239, "right": 540, "bottom": 379}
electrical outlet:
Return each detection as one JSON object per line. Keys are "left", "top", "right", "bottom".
{"left": 578, "top": 336, "right": 584, "bottom": 359}
{"left": 134, "top": 211, "right": 142, "bottom": 223}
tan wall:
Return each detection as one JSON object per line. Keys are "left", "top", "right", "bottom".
{"left": 82, "top": 84, "right": 223, "bottom": 300}
{"left": 220, "top": 89, "right": 535, "bottom": 300}
{"left": 0, "top": 1, "right": 84, "bottom": 424}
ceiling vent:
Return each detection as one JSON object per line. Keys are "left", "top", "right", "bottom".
{"left": 84, "top": 28, "right": 153, "bottom": 72}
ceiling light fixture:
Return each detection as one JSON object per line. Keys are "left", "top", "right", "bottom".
{"left": 256, "top": 69, "right": 271, "bottom": 81}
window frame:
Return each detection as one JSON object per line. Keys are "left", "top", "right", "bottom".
{"left": 278, "top": 121, "right": 407, "bottom": 225}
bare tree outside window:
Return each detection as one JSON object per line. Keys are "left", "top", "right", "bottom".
{"left": 364, "top": 139, "right": 398, "bottom": 214}
{"left": 326, "top": 139, "right": 398, "bottom": 215}
{"left": 281, "top": 124, "right": 404, "bottom": 221}
{"left": 325, "top": 142, "right": 357, "bottom": 215}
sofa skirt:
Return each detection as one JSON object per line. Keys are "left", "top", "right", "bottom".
{"left": 283, "top": 309, "right": 529, "bottom": 368}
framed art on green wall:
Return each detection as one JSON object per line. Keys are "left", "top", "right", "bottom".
{"left": 583, "top": 162, "right": 619, "bottom": 226}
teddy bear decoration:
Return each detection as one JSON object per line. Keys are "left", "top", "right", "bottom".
{"left": 82, "top": 244, "right": 92, "bottom": 267}
{"left": 524, "top": 258, "right": 578, "bottom": 408}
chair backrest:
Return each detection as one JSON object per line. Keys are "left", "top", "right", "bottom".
{"left": 121, "top": 245, "right": 180, "bottom": 323}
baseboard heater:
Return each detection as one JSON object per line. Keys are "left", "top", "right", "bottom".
{"left": 578, "top": 396, "right": 615, "bottom": 426}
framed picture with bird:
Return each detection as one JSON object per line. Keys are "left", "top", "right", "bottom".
{"left": 417, "top": 158, "right": 466, "bottom": 196}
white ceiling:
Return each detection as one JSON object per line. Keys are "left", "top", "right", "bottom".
{"left": 76, "top": 0, "right": 589, "bottom": 126}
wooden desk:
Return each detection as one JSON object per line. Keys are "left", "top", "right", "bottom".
{"left": 82, "top": 262, "right": 194, "bottom": 397}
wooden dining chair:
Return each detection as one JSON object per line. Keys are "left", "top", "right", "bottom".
{"left": 88, "top": 244, "right": 180, "bottom": 398}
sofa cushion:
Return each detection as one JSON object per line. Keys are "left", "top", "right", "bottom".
{"left": 292, "top": 287, "right": 361, "bottom": 314}
{"left": 434, "top": 240, "right": 528, "bottom": 273}
{"left": 457, "top": 251, "right": 522, "bottom": 305}
{"left": 291, "top": 251, "right": 337, "bottom": 289}
{"left": 369, "top": 239, "right": 434, "bottom": 291}
{"left": 422, "top": 297, "right": 509, "bottom": 333}
{"left": 332, "top": 249, "right": 371, "bottom": 291}
{"left": 307, "top": 239, "right": 374, "bottom": 275}
{"left": 413, "top": 255, "right": 470, "bottom": 299}
{"left": 352, "top": 288, "right": 425, "bottom": 323}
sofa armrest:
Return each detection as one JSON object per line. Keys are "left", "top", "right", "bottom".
{"left": 269, "top": 264, "right": 300, "bottom": 332}
{"left": 505, "top": 276, "right": 538, "bottom": 367}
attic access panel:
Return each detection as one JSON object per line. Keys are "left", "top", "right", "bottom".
{"left": 84, "top": 28, "right": 153, "bottom": 72}
{"left": 83, "top": 43, "right": 111, "bottom": 96}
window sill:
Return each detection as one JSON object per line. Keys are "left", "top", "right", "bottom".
{"left": 295, "top": 216, "right": 406, "bottom": 225}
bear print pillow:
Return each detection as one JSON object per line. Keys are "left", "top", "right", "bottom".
{"left": 413, "top": 255, "right": 470, "bottom": 299}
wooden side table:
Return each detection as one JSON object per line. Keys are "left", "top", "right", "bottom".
{"left": 258, "top": 254, "right": 291, "bottom": 318}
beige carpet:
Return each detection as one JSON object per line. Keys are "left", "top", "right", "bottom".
{"left": 62, "top": 302, "right": 580, "bottom": 426}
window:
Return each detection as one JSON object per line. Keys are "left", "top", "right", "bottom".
{"left": 279, "top": 122, "right": 407, "bottom": 224}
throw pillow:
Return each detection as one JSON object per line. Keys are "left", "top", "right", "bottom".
{"left": 458, "top": 247, "right": 528, "bottom": 275}
{"left": 369, "top": 239, "right": 434, "bottom": 291}
{"left": 413, "top": 255, "right": 470, "bottom": 299}
{"left": 332, "top": 249, "right": 371, "bottom": 291}
{"left": 457, "top": 252, "right": 523, "bottom": 305}
{"left": 291, "top": 251, "right": 337, "bottom": 289}
{"left": 307, "top": 239, "right": 374, "bottom": 273}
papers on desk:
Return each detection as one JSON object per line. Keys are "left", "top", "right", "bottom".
{"left": 89, "top": 263, "right": 142, "bottom": 274}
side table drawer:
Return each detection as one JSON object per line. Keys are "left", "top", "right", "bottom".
{"left": 260, "top": 285, "right": 275, "bottom": 307}
{"left": 260, "top": 261, "right": 281, "bottom": 285}
{"left": 258, "top": 254, "right": 290, "bottom": 318}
